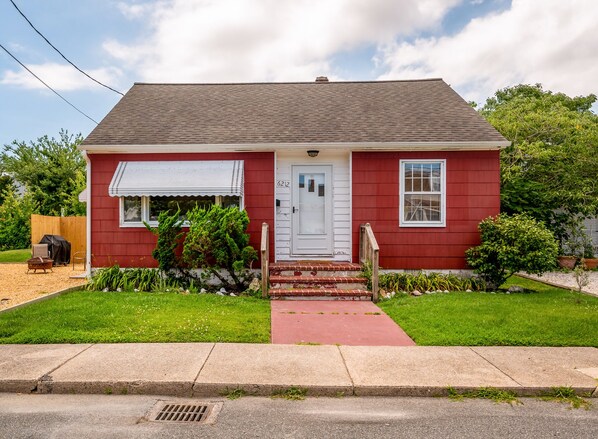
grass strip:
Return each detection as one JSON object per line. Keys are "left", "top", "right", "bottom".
{"left": 0, "top": 290, "right": 270, "bottom": 344}
{"left": 378, "top": 276, "right": 598, "bottom": 346}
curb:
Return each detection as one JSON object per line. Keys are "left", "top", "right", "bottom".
{"left": 2, "top": 380, "right": 596, "bottom": 399}
{"left": 0, "top": 285, "right": 85, "bottom": 315}
{"left": 0, "top": 375, "right": 598, "bottom": 398}
{"left": 516, "top": 273, "right": 597, "bottom": 297}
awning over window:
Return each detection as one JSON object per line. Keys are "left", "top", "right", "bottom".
{"left": 108, "top": 161, "right": 244, "bottom": 197}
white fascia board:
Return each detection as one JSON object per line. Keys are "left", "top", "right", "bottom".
{"left": 80, "top": 140, "right": 510, "bottom": 154}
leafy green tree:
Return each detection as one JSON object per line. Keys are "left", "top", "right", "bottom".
{"left": 0, "top": 187, "right": 37, "bottom": 250}
{"left": 466, "top": 214, "right": 559, "bottom": 289}
{"left": 1, "top": 130, "right": 86, "bottom": 216}
{"left": 480, "top": 84, "right": 598, "bottom": 242}
{"left": 0, "top": 174, "right": 15, "bottom": 205}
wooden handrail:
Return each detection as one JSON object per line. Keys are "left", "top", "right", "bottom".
{"left": 260, "top": 222, "right": 269, "bottom": 298}
{"left": 359, "top": 223, "right": 380, "bottom": 302}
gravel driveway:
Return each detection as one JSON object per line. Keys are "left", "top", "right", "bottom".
{"left": 0, "top": 264, "right": 87, "bottom": 311}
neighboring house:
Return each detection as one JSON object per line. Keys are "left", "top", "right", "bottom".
{"left": 80, "top": 78, "right": 508, "bottom": 271}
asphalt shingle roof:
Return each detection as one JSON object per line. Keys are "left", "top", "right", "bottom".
{"left": 83, "top": 79, "right": 506, "bottom": 146}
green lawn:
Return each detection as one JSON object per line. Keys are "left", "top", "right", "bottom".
{"left": 0, "top": 249, "right": 30, "bottom": 263}
{"left": 0, "top": 291, "right": 270, "bottom": 344}
{"left": 378, "top": 276, "right": 598, "bottom": 347}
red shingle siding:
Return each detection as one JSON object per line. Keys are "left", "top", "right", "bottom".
{"left": 90, "top": 152, "right": 274, "bottom": 268}
{"left": 351, "top": 151, "right": 500, "bottom": 270}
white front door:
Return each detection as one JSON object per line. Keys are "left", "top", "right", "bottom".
{"left": 291, "top": 165, "right": 333, "bottom": 256}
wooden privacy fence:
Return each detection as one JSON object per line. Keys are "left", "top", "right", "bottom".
{"left": 30, "top": 214, "right": 86, "bottom": 255}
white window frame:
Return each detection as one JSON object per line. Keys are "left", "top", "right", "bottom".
{"left": 399, "top": 159, "right": 446, "bottom": 228}
{"left": 119, "top": 195, "right": 243, "bottom": 228}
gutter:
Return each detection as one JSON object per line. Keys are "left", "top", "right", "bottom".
{"left": 79, "top": 140, "right": 511, "bottom": 154}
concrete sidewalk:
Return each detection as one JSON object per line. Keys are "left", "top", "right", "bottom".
{"left": 0, "top": 344, "right": 596, "bottom": 398}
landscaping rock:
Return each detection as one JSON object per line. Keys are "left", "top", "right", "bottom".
{"left": 248, "top": 278, "right": 261, "bottom": 292}
{"left": 507, "top": 285, "right": 525, "bottom": 293}
{"left": 411, "top": 290, "right": 422, "bottom": 296}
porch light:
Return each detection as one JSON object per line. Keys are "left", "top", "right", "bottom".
{"left": 307, "top": 150, "right": 319, "bottom": 157}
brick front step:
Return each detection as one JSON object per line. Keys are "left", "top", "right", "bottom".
{"left": 269, "top": 263, "right": 363, "bottom": 278}
{"left": 269, "top": 288, "right": 372, "bottom": 301}
{"left": 269, "top": 275, "right": 367, "bottom": 290}
{"left": 269, "top": 262, "right": 362, "bottom": 272}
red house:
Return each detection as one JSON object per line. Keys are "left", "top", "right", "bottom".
{"left": 80, "top": 78, "right": 508, "bottom": 297}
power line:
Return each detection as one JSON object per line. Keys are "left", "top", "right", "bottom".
{"left": 0, "top": 43, "right": 99, "bottom": 124}
{"left": 9, "top": 0, "right": 124, "bottom": 96}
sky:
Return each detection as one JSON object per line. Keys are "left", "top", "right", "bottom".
{"left": 1, "top": 0, "right": 597, "bottom": 148}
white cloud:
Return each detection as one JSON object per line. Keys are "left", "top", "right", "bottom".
{"left": 1, "top": 63, "right": 123, "bottom": 92}
{"left": 106, "top": 0, "right": 460, "bottom": 82}
{"left": 378, "top": 0, "right": 598, "bottom": 102}
{"left": 116, "top": 1, "right": 153, "bottom": 19}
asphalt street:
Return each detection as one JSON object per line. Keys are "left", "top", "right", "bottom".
{"left": 0, "top": 393, "right": 596, "bottom": 438}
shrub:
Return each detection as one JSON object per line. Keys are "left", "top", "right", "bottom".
{"left": 466, "top": 214, "right": 558, "bottom": 289}
{"left": 87, "top": 266, "right": 181, "bottom": 292}
{"left": 377, "top": 271, "right": 486, "bottom": 293}
{"left": 144, "top": 209, "right": 184, "bottom": 273}
{"left": 183, "top": 205, "right": 257, "bottom": 292}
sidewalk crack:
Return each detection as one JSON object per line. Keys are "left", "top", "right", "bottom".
{"left": 36, "top": 343, "right": 96, "bottom": 394}
{"left": 337, "top": 346, "right": 356, "bottom": 396}
{"left": 193, "top": 343, "right": 216, "bottom": 384}
{"left": 469, "top": 347, "right": 523, "bottom": 387}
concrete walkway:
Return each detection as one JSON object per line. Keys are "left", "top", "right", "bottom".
{"left": 271, "top": 301, "right": 416, "bottom": 346}
{"left": 0, "top": 344, "right": 596, "bottom": 398}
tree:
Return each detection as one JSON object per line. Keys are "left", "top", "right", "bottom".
{"left": 0, "top": 174, "right": 15, "bottom": 205}
{"left": 0, "top": 186, "right": 37, "bottom": 250}
{"left": 465, "top": 214, "right": 559, "bottom": 289}
{"left": 480, "top": 84, "right": 598, "bottom": 242}
{"left": 0, "top": 130, "right": 86, "bottom": 216}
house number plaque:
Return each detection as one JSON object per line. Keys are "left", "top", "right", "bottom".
{"left": 276, "top": 180, "right": 290, "bottom": 188}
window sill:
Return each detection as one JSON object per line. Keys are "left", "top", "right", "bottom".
{"left": 399, "top": 222, "right": 446, "bottom": 228}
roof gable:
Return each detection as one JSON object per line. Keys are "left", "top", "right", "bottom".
{"left": 83, "top": 79, "right": 507, "bottom": 147}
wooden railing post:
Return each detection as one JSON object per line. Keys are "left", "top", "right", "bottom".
{"left": 260, "top": 223, "right": 269, "bottom": 298}
{"left": 371, "top": 245, "right": 379, "bottom": 302}
{"left": 359, "top": 223, "right": 380, "bottom": 302}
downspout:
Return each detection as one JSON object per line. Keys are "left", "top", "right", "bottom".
{"left": 82, "top": 151, "right": 92, "bottom": 278}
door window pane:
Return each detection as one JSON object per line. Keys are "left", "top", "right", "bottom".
{"left": 299, "top": 172, "right": 325, "bottom": 234}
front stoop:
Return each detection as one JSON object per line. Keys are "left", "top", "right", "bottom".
{"left": 268, "top": 262, "right": 372, "bottom": 301}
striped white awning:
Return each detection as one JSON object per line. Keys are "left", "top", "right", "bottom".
{"left": 108, "top": 161, "right": 244, "bottom": 197}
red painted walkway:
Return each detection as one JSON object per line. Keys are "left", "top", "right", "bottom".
{"left": 271, "top": 301, "right": 416, "bottom": 346}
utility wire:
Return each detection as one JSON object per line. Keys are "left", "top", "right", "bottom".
{"left": 0, "top": 43, "right": 99, "bottom": 124}
{"left": 9, "top": 0, "right": 124, "bottom": 96}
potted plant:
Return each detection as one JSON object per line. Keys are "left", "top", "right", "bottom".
{"left": 557, "top": 255, "right": 577, "bottom": 269}
{"left": 558, "top": 222, "right": 587, "bottom": 269}
{"left": 581, "top": 239, "right": 598, "bottom": 270}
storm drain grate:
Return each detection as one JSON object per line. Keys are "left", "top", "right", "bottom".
{"left": 149, "top": 401, "right": 219, "bottom": 424}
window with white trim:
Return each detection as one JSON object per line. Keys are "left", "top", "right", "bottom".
{"left": 120, "top": 195, "right": 241, "bottom": 227}
{"left": 399, "top": 160, "right": 446, "bottom": 227}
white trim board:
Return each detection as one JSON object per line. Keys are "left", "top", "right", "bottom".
{"left": 274, "top": 150, "right": 351, "bottom": 262}
{"left": 81, "top": 140, "right": 509, "bottom": 154}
